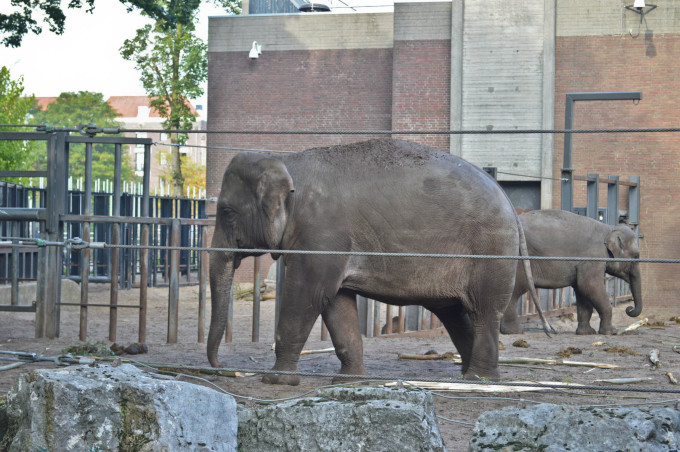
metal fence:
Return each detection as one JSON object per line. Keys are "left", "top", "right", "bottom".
{"left": 0, "top": 126, "right": 642, "bottom": 347}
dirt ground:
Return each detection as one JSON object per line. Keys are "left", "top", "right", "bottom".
{"left": 2, "top": 284, "right": 680, "bottom": 451}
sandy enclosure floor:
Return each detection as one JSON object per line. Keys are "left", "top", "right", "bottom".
{"left": 1, "top": 284, "right": 680, "bottom": 450}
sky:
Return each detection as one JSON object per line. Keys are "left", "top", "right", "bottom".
{"left": 0, "top": 1, "right": 230, "bottom": 113}
{"left": 0, "top": 1, "right": 397, "bottom": 115}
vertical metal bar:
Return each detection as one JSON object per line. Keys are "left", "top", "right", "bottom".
{"left": 198, "top": 226, "right": 207, "bottom": 343}
{"left": 398, "top": 306, "right": 405, "bottom": 333}
{"left": 373, "top": 301, "right": 381, "bottom": 337}
{"left": 35, "top": 236, "right": 46, "bottom": 338}
{"left": 168, "top": 219, "right": 180, "bottom": 343}
{"left": 563, "top": 93, "right": 575, "bottom": 170}
{"left": 45, "top": 132, "right": 66, "bottom": 339}
{"left": 586, "top": 174, "right": 599, "bottom": 220}
{"left": 252, "top": 256, "right": 261, "bottom": 342}
{"left": 139, "top": 143, "right": 151, "bottom": 344}
{"left": 320, "top": 320, "right": 329, "bottom": 341}
{"left": 629, "top": 176, "right": 640, "bottom": 225}
{"left": 10, "top": 222, "right": 18, "bottom": 306}
{"left": 275, "top": 259, "right": 284, "bottom": 333}
{"left": 139, "top": 225, "right": 148, "bottom": 344}
{"left": 560, "top": 169, "right": 573, "bottom": 212}
{"left": 357, "top": 295, "right": 367, "bottom": 335}
{"left": 607, "top": 176, "right": 619, "bottom": 226}
{"left": 109, "top": 224, "right": 119, "bottom": 341}
{"left": 80, "top": 142, "right": 93, "bottom": 341}
{"left": 365, "top": 298, "right": 374, "bottom": 338}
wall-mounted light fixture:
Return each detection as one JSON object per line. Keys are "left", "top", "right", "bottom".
{"left": 249, "top": 41, "right": 262, "bottom": 60}
{"left": 625, "top": 0, "right": 657, "bottom": 37}
{"left": 625, "top": 0, "right": 657, "bottom": 19}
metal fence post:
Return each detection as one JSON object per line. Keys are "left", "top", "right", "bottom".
{"left": 198, "top": 226, "right": 207, "bottom": 343}
{"left": 586, "top": 173, "right": 599, "bottom": 220}
{"left": 44, "top": 132, "right": 67, "bottom": 339}
{"left": 607, "top": 176, "right": 619, "bottom": 226}
{"left": 168, "top": 218, "right": 180, "bottom": 343}
{"left": 561, "top": 169, "right": 573, "bottom": 212}
{"left": 252, "top": 256, "right": 261, "bottom": 342}
{"left": 80, "top": 142, "right": 93, "bottom": 341}
{"left": 629, "top": 176, "right": 640, "bottom": 225}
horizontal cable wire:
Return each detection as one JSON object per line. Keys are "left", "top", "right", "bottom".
{"left": 4, "top": 124, "right": 680, "bottom": 135}
{"left": 0, "top": 237, "right": 676, "bottom": 264}
{"left": 101, "top": 359, "right": 680, "bottom": 395}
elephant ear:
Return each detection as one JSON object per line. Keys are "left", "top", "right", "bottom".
{"left": 254, "top": 158, "right": 295, "bottom": 247}
{"left": 605, "top": 229, "right": 625, "bottom": 258}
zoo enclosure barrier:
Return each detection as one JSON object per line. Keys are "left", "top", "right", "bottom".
{"left": 0, "top": 130, "right": 213, "bottom": 345}
{"left": 1, "top": 119, "right": 673, "bottom": 347}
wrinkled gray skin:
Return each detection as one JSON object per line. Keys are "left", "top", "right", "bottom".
{"left": 500, "top": 209, "right": 642, "bottom": 335}
{"left": 208, "top": 139, "right": 544, "bottom": 384}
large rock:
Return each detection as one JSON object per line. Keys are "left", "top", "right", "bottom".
{"left": 238, "top": 386, "right": 447, "bottom": 452}
{"left": 470, "top": 403, "right": 680, "bottom": 451}
{"left": 2, "top": 364, "right": 238, "bottom": 451}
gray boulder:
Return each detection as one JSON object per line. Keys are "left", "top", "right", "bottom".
{"left": 238, "top": 386, "right": 447, "bottom": 451}
{"left": 2, "top": 364, "right": 237, "bottom": 451}
{"left": 470, "top": 403, "right": 680, "bottom": 452}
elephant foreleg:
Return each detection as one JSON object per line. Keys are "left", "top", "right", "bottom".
{"left": 322, "top": 290, "right": 365, "bottom": 382}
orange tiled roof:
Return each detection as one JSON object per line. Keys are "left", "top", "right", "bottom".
{"left": 107, "top": 96, "right": 198, "bottom": 118}
{"left": 33, "top": 96, "right": 197, "bottom": 118}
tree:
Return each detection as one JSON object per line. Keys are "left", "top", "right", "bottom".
{"left": 156, "top": 148, "right": 205, "bottom": 195}
{"left": 1, "top": 0, "right": 95, "bottom": 48}
{"left": 0, "top": 66, "right": 39, "bottom": 176}
{"left": 120, "top": 0, "right": 240, "bottom": 196}
{"left": 30, "top": 91, "right": 139, "bottom": 184}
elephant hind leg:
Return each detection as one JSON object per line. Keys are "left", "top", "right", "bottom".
{"left": 430, "top": 304, "right": 474, "bottom": 376}
{"left": 574, "top": 275, "right": 614, "bottom": 335}
{"left": 500, "top": 296, "right": 525, "bottom": 335}
{"left": 322, "top": 290, "right": 365, "bottom": 382}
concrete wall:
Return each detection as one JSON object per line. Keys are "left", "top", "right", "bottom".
{"left": 458, "top": 0, "right": 554, "bottom": 210}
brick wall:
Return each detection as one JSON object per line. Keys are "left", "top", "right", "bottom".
{"left": 554, "top": 34, "right": 680, "bottom": 313}
{"left": 207, "top": 47, "right": 393, "bottom": 282}
{"left": 391, "top": 39, "right": 451, "bottom": 150}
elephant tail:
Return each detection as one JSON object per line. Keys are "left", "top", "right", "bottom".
{"left": 517, "top": 218, "right": 557, "bottom": 337}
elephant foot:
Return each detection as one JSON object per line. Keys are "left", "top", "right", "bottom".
{"left": 262, "top": 373, "right": 300, "bottom": 386}
{"left": 462, "top": 367, "right": 500, "bottom": 382}
{"left": 500, "top": 321, "right": 524, "bottom": 335}
{"left": 331, "top": 365, "right": 365, "bottom": 384}
{"left": 575, "top": 325, "right": 597, "bottom": 335}
{"left": 598, "top": 324, "right": 615, "bottom": 335}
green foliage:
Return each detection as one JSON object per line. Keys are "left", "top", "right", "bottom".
{"left": 156, "top": 148, "right": 205, "bottom": 191}
{"left": 30, "top": 91, "right": 139, "bottom": 184}
{"left": 0, "top": 66, "right": 40, "bottom": 175}
{"left": 62, "top": 341, "right": 115, "bottom": 357}
{"left": 0, "top": 0, "right": 95, "bottom": 47}
{"left": 120, "top": 0, "right": 240, "bottom": 195}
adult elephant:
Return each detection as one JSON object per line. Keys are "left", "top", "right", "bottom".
{"left": 208, "top": 139, "right": 550, "bottom": 384}
{"left": 500, "top": 209, "right": 642, "bottom": 335}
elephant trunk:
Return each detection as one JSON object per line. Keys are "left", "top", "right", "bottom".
{"left": 207, "top": 251, "right": 235, "bottom": 367}
{"left": 625, "top": 264, "right": 643, "bottom": 317}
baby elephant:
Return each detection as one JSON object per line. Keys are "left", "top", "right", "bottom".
{"left": 501, "top": 209, "right": 642, "bottom": 335}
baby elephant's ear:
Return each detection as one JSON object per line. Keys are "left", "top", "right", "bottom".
{"left": 255, "top": 158, "right": 295, "bottom": 221}
{"left": 605, "top": 229, "right": 625, "bottom": 258}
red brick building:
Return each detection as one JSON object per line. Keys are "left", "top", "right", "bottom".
{"left": 207, "top": 1, "right": 680, "bottom": 315}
